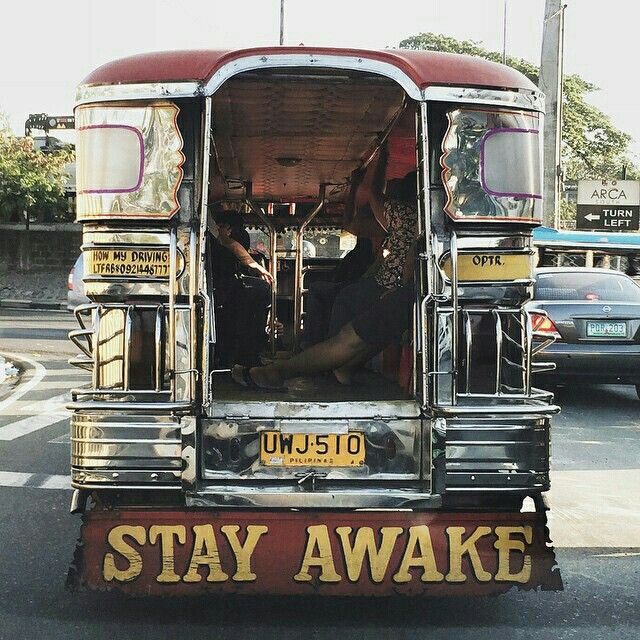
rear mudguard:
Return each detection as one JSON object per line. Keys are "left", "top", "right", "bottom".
{"left": 67, "top": 507, "right": 562, "bottom": 596}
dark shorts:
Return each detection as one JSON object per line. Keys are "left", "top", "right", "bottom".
{"left": 351, "top": 285, "right": 413, "bottom": 347}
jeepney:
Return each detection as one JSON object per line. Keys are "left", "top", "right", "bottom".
{"left": 67, "top": 47, "right": 561, "bottom": 595}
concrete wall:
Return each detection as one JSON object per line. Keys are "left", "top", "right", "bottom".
{"left": 0, "top": 223, "right": 81, "bottom": 273}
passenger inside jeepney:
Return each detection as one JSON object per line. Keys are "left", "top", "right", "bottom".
{"left": 207, "top": 207, "right": 273, "bottom": 367}
{"left": 231, "top": 159, "right": 418, "bottom": 390}
{"left": 205, "top": 67, "right": 418, "bottom": 399}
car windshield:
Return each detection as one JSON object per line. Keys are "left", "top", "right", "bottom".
{"left": 535, "top": 271, "right": 640, "bottom": 301}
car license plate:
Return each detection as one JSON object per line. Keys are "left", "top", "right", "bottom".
{"left": 86, "top": 248, "right": 183, "bottom": 279}
{"left": 260, "top": 432, "right": 365, "bottom": 467}
{"left": 586, "top": 321, "right": 627, "bottom": 338}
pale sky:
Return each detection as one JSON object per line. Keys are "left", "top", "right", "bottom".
{"left": 0, "top": 0, "right": 637, "bottom": 157}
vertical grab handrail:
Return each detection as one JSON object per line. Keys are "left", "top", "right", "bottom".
{"left": 168, "top": 227, "right": 177, "bottom": 402}
{"left": 123, "top": 305, "right": 133, "bottom": 391}
{"left": 293, "top": 185, "right": 326, "bottom": 350}
{"left": 154, "top": 305, "right": 164, "bottom": 392}
{"left": 463, "top": 310, "right": 472, "bottom": 394}
{"left": 189, "top": 224, "right": 198, "bottom": 402}
{"left": 449, "top": 231, "right": 459, "bottom": 405}
{"left": 92, "top": 305, "right": 102, "bottom": 391}
{"left": 493, "top": 309, "right": 503, "bottom": 395}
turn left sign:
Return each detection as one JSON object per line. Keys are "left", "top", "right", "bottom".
{"left": 576, "top": 179, "right": 640, "bottom": 231}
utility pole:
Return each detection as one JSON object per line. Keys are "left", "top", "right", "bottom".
{"left": 539, "top": 0, "right": 566, "bottom": 229}
{"left": 502, "top": 0, "right": 508, "bottom": 64}
{"left": 279, "top": 0, "right": 285, "bottom": 45}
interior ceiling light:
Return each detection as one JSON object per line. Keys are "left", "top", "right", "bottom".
{"left": 276, "top": 157, "right": 302, "bottom": 167}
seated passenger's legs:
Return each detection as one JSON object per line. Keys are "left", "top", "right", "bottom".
{"left": 328, "top": 277, "right": 384, "bottom": 337}
{"left": 234, "top": 285, "right": 412, "bottom": 388}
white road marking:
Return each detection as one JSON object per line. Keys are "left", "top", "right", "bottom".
{"left": 0, "top": 351, "right": 46, "bottom": 412}
{"left": 11, "top": 392, "right": 69, "bottom": 415}
{"left": 0, "top": 412, "right": 68, "bottom": 441}
{"left": 0, "top": 471, "right": 69, "bottom": 490}
{"left": 0, "top": 471, "right": 33, "bottom": 487}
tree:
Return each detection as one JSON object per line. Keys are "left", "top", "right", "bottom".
{"left": 398, "top": 33, "right": 639, "bottom": 182}
{"left": 0, "top": 115, "right": 74, "bottom": 223}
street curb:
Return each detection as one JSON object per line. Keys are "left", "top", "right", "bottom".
{"left": 0, "top": 299, "right": 67, "bottom": 311}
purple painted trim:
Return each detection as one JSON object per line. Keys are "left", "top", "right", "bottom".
{"left": 479, "top": 127, "right": 542, "bottom": 200}
{"left": 78, "top": 124, "right": 144, "bottom": 194}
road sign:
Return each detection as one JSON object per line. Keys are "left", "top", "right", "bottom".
{"left": 576, "top": 180, "right": 640, "bottom": 231}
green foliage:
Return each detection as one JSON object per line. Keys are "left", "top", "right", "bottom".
{"left": 0, "top": 116, "right": 74, "bottom": 222}
{"left": 399, "top": 33, "right": 639, "bottom": 182}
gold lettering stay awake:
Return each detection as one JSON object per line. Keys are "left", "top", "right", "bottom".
{"left": 102, "top": 523, "right": 533, "bottom": 586}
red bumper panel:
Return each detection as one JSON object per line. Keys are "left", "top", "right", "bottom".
{"left": 69, "top": 509, "right": 562, "bottom": 596}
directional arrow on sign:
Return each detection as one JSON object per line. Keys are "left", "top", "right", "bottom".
{"left": 585, "top": 213, "right": 601, "bottom": 221}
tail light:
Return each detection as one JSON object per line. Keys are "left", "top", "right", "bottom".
{"left": 67, "top": 268, "right": 74, "bottom": 290}
{"left": 531, "top": 312, "right": 561, "bottom": 340}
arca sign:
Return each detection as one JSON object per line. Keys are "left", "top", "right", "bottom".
{"left": 576, "top": 179, "right": 640, "bottom": 231}
{"left": 72, "top": 510, "right": 562, "bottom": 595}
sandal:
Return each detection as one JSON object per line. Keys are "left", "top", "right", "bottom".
{"left": 231, "top": 364, "right": 284, "bottom": 390}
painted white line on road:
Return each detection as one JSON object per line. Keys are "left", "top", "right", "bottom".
{"left": 0, "top": 471, "right": 70, "bottom": 490}
{"left": 12, "top": 392, "right": 69, "bottom": 415}
{"left": 0, "top": 471, "right": 33, "bottom": 487}
{"left": 38, "top": 475, "right": 71, "bottom": 490}
{"left": 0, "top": 351, "right": 46, "bottom": 412}
{"left": 0, "top": 412, "right": 68, "bottom": 441}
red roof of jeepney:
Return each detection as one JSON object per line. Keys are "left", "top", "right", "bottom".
{"left": 81, "top": 47, "right": 537, "bottom": 92}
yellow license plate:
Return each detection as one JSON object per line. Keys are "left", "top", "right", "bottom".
{"left": 260, "top": 432, "right": 365, "bottom": 467}
{"left": 441, "top": 253, "right": 531, "bottom": 282}
{"left": 86, "top": 248, "right": 180, "bottom": 279}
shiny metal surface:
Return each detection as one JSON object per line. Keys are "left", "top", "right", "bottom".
{"left": 432, "top": 415, "right": 550, "bottom": 493}
{"left": 199, "top": 96, "right": 212, "bottom": 410}
{"left": 69, "top": 301, "right": 192, "bottom": 402}
{"left": 201, "top": 417, "right": 421, "bottom": 481}
{"left": 423, "top": 86, "right": 544, "bottom": 111}
{"left": 75, "top": 103, "right": 184, "bottom": 221}
{"left": 71, "top": 413, "right": 184, "bottom": 489}
{"left": 187, "top": 485, "right": 440, "bottom": 509}
{"left": 206, "top": 400, "right": 420, "bottom": 420}
{"left": 75, "top": 81, "right": 200, "bottom": 106}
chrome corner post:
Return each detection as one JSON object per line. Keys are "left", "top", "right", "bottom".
{"left": 293, "top": 185, "right": 326, "bottom": 351}
{"left": 198, "top": 96, "right": 212, "bottom": 409}
{"left": 416, "top": 101, "right": 433, "bottom": 410}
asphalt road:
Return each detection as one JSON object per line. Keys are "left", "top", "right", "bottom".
{"left": 0, "top": 308, "right": 638, "bottom": 640}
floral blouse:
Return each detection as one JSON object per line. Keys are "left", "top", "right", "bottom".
{"left": 375, "top": 198, "right": 417, "bottom": 288}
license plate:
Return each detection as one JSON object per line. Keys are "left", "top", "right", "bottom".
{"left": 586, "top": 321, "right": 627, "bottom": 338}
{"left": 86, "top": 248, "right": 182, "bottom": 278}
{"left": 260, "top": 432, "right": 365, "bottom": 467}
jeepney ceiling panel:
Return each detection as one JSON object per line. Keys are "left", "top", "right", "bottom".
{"left": 75, "top": 103, "right": 185, "bottom": 221}
{"left": 211, "top": 73, "right": 405, "bottom": 201}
